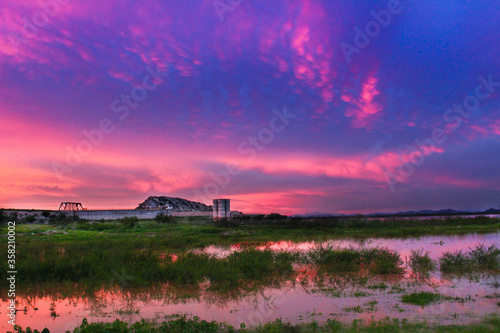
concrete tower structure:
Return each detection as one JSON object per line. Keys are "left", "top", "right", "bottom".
{"left": 213, "top": 199, "right": 231, "bottom": 220}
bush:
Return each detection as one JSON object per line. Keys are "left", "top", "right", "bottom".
{"left": 214, "top": 218, "right": 238, "bottom": 227}
{"left": 75, "top": 221, "right": 120, "bottom": 231}
{"left": 49, "top": 212, "right": 79, "bottom": 225}
{"left": 118, "top": 216, "right": 138, "bottom": 228}
{"left": 265, "top": 213, "right": 288, "bottom": 221}
{"left": 9, "top": 211, "right": 18, "bottom": 221}
{"left": 23, "top": 215, "right": 37, "bottom": 223}
{"left": 41, "top": 210, "right": 51, "bottom": 218}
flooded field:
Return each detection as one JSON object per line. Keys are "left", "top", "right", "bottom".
{"left": 2, "top": 232, "right": 499, "bottom": 332}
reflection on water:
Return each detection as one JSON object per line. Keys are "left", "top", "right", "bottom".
{"left": 200, "top": 232, "right": 500, "bottom": 261}
{"left": 2, "top": 233, "right": 499, "bottom": 332}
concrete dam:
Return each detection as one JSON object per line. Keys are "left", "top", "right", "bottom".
{"left": 54, "top": 197, "right": 232, "bottom": 221}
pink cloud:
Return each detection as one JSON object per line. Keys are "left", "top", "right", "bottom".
{"left": 344, "top": 71, "right": 383, "bottom": 128}
{"left": 213, "top": 150, "right": 406, "bottom": 184}
{"left": 469, "top": 119, "right": 500, "bottom": 138}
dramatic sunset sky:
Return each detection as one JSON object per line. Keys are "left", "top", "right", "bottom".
{"left": 1, "top": 0, "right": 499, "bottom": 214}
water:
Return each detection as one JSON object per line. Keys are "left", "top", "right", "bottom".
{"left": 199, "top": 232, "right": 500, "bottom": 260}
{"left": 2, "top": 232, "right": 499, "bottom": 332}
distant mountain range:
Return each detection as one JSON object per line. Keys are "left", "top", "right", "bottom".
{"left": 290, "top": 212, "right": 347, "bottom": 218}
{"left": 136, "top": 195, "right": 500, "bottom": 217}
{"left": 292, "top": 208, "right": 500, "bottom": 218}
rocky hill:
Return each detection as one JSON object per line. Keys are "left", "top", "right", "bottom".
{"left": 136, "top": 196, "right": 212, "bottom": 211}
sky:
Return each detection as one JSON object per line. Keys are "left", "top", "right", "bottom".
{"left": 0, "top": 0, "right": 499, "bottom": 214}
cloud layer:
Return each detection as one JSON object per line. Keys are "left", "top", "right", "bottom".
{"left": 0, "top": 0, "right": 499, "bottom": 213}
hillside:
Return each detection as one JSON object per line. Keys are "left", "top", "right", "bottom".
{"left": 136, "top": 196, "right": 212, "bottom": 211}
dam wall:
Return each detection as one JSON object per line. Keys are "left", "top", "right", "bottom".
{"left": 7, "top": 199, "right": 230, "bottom": 221}
{"left": 74, "top": 209, "right": 171, "bottom": 220}
{"left": 6, "top": 209, "right": 212, "bottom": 221}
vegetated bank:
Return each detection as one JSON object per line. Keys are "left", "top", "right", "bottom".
{"left": 3, "top": 212, "right": 500, "bottom": 243}
{"left": 9, "top": 314, "right": 500, "bottom": 333}
{"left": 0, "top": 215, "right": 498, "bottom": 288}
{"left": 0, "top": 230, "right": 498, "bottom": 290}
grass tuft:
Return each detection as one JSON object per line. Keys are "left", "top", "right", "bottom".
{"left": 409, "top": 249, "right": 436, "bottom": 272}
{"left": 402, "top": 292, "right": 441, "bottom": 306}
{"left": 440, "top": 244, "right": 499, "bottom": 273}
{"left": 310, "top": 246, "right": 403, "bottom": 275}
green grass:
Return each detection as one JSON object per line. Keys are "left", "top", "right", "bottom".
{"left": 0, "top": 240, "right": 406, "bottom": 290}
{"left": 8, "top": 314, "right": 500, "bottom": 333}
{"left": 0, "top": 240, "right": 294, "bottom": 290}
{"left": 401, "top": 292, "right": 441, "bottom": 306}
{"left": 0, "top": 218, "right": 498, "bottom": 289}
{"left": 343, "top": 305, "right": 364, "bottom": 313}
{"left": 308, "top": 247, "right": 403, "bottom": 275}
{"left": 366, "top": 282, "right": 389, "bottom": 289}
{"left": 3, "top": 216, "right": 499, "bottom": 252}
{"left": 246, "top": 215, "right": 500, "bottom": 230}
{"left": 309, "top": 246, "right": 363, "bottom": 272}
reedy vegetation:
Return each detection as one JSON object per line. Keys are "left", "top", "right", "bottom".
{"left": 1, "top": 237, "right": 497, "bottom": 290}
{"left": 440, "top": 244, "right": 500, "bottom": 273}
{"left": 9, "top": 314, "right": 500, "bottom": 333}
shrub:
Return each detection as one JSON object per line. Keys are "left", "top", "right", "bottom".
{"left": 23, "top": 215, "right": 37, "bottom": 223}
{"left": 48, "top": 212, "right": 79, "bottom": 225}
{"left": 75, "top": 221, "right": 120, "bottom": 231}
{"left": 9, "top": 211, "right": 18, "bottom": 221}
{"left": 214, "top": 218, "right": 238, "bottom": 227}
{"left": 265, "top": 213, "right": 288, "bottom": 221}
{"left": 49, "top": 212, "right": 66, "bottom": 225}
{"left": 118, "top": 216, "right": 138, "bottom": 228}
{"left": 41, "top": 210, "right": 51, "bottom": 217}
